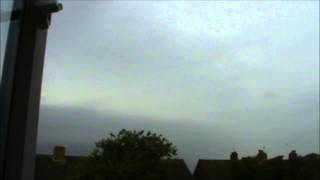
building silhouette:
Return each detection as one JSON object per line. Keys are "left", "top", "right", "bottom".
{"left": 35, "top": 146, "right": 194, "bottom": 180}
{"left": 193, "top": 150, "right": 320, "bottom": 180}
{"left": 35, "top": 146, "right": 320, "bottom": 180}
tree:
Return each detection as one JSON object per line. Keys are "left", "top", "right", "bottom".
{"left": 73, "top": 129, "right": 177, "bottom": 180}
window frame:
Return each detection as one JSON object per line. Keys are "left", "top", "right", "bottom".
{"left": 0, "top": 0, "right": 61, "bottom": 179}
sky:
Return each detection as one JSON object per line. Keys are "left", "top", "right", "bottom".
{"left": 37, "top": 1, "right": 319, "bottom": 171}
{"left": 0, "top": 0, "right": 15, "bottom": 78}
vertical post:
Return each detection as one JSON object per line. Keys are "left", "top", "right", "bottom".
{"left": 1, "top": 0, "right": 62, "bottom": 180}
{"left": 0, "top": 0, "right": 24, "bottom": 177}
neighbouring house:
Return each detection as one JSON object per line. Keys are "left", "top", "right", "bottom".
{"left": 193, "top": 159, "right": 234, "bottom": 180}
{"left": 193, "top": 150, "right": 320, "bottom": 180}
{"left": 35, "top": 146, "right": 319, "bottom": 180}
{"left": 35, "top": 145, "right": 194, "bottom": 180}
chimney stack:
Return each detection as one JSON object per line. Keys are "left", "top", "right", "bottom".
{"left": 53, "top": 145, "right": 66, "bottom": 161}
{"left": 230, "top": 151, "right": 238, "bottom": 160}
{"left": 256, "top": 149, "right": 268, "bottom": 161}
{"left": 288, "top": 150, "right": 298, "bottom": 160}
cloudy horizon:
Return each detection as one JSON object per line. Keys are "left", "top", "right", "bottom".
{"left": 37, "top": 1, "right": 319, "bottom": 171}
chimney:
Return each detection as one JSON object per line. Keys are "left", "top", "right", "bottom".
{"left": 53, "top": 145, "right": 66, "bottom": 161}
{"left": 288, "top": 150, "right": 298, "bottom": 160}
{"left": 256, "top": 149, "right": 267, "bottom": 161}
{"left": 230, "top": 151, "right": 238, "bottom": 160}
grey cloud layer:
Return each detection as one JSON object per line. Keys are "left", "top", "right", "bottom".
{"left": 39, "top": 1, "right": 319, "bottom": 171}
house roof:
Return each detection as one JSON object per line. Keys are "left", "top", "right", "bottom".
{"left": 35, "top": 154, "right": 86, "bottom": 180}
{"left": 193, "top": 154, "right": 320, "bottom": 180}
{"left": 161, "top": 159, "right": 194, "bottom": 180}
{"left": 193, "top": 160, "right": 234, "bottom": 180}
{"left": 35, "top": 154, "right": 193, "bottom": 180}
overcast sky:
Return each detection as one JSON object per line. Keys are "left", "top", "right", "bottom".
{"left": 37, "top": 1, "right": 319, "bottom": 170}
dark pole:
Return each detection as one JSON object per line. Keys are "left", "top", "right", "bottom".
{"left": 0, "top": 0, "right": 62, "bottom": 180}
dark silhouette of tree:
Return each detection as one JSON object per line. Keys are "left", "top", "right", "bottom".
{"left": 72, "top": 129, "right": 177, "bottom": 180}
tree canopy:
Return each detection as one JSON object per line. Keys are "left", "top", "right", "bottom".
{"left": 73, "top": 129, "right": 177, "bottom": 180}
